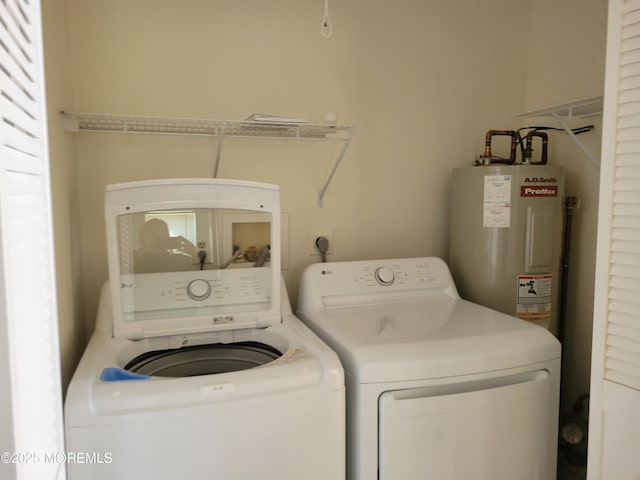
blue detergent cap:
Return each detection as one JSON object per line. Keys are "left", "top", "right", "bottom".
{"left": 100, "top": 367, "right": 150, "bottom": 382}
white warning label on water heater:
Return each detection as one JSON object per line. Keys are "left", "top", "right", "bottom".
{"left": 483, "top": 202, "right": 511, "bottom": 228}
{"left": 516, "top": 274, "right": 552, "bottom": 324}
{"left": 483, "top": 175, "right": 511, "bottom": 227}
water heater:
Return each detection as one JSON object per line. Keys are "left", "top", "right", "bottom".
{"left": 449, "top": 165, "right": 565, "bottom": 332}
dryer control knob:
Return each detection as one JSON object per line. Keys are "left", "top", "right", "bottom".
{"left": 187, "top": 279, "right": 211, "bottom": 301}
{"left": 374, "top": 267, "right": 395, "bottom": 286}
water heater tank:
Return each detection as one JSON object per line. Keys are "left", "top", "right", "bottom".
{"left": 449, "top": 165, "right": 565, "bottom": 333}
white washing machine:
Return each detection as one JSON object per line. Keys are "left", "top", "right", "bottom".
{"left": 64, "top": 179, "right": 345, "bottom": 480}
{"left": 296, "top": 257, "right": 561, "bottom": 480}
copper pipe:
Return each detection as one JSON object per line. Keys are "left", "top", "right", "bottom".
{"left": 483, "top": 130, "right": 518, "bottom": 164}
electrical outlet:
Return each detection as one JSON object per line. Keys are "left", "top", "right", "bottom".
{"left": 309, "top": 229, "right": 334, "bottom": 256}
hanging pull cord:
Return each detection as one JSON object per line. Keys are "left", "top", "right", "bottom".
{"left": 322, "top": 0, "right": 333, "bottom": 38}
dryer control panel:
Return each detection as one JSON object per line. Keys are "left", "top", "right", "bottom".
{"left": 297, "top": 257, "right": 461, "bottom": 312}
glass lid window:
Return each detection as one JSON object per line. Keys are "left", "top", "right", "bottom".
{"left": 117, "top": 207, "right": 273, "bottom": 322}
{"left": 144, "top": 210, "right": 197, "bottom": 248}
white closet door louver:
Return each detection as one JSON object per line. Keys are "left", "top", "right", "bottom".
{"left": 0, "top": 0, "right": 66, "bottom": 479}
{"left": 589, "top": 0, "right": 640, "bottom": 477}
{"left": 605, "top": 0, "right": 640, "bottom": 392}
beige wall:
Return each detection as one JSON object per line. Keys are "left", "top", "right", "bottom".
{"left": 43, "top": 0, "right": 607, "bottom": 413}
{"left": 64, "top": 0, "right": 531, "bottom": 333}
{"left": 526, "top": 0, "right": 607, "bottom": 414}
{"left": 42, "top": 0, "right": 86, "bottom": 390}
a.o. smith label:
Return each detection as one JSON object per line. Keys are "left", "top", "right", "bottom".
{"left": 520, "top": 185, "right": 558, "bottom": 197}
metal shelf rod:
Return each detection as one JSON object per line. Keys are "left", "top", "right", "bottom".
{"left": 551, "top": 112, "right": 600, "bottom": 170}
{"left": 318, "top": 130, "right": 355, "bottom": 207}
{"left": 213, "top": 122, "right": 225, "bottom": 178}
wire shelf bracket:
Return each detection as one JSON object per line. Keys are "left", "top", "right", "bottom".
{"left": 511, "top": 96, "right": 603, "bottom": 170}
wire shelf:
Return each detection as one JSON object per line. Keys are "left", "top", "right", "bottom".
{"left": 61, "top": 112, "right": 355, "bottom": 140}
{"left": 60, "top": 111, "right": 359, "bottom": 206}
{"left": 512, "top": 96, "right": 604, "bottom": 120}
{"left": 511, "top": 95, "right": 604, "bottom": 169}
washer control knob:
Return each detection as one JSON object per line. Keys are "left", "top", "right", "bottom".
{"left": 374, "top": 267, "right": 395, "bottom": 286}
{"left": 187, "top": 279, "right": 211, "bottom": 301}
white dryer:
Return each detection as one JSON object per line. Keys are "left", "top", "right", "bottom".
{"left": 65, "top": 179, "right": 345, "bottom": 480}
{"left": 297, "top": 257, "right": 560, "bottom": 480}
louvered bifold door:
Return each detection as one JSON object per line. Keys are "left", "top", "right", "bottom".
{"left": 589, "top": 0, "right": 640, "bottom": 478}
{"left": 0, "top": 1, "right": 66, "bottom": 479}
{"left": 607, "top": 6, "right": 640, "bottom": 391}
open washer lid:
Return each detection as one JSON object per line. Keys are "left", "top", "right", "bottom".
{"left": 105, "top": 179, "right": 282, "bottom": 340}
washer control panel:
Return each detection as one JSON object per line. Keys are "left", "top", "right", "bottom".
{"left": 121, "top": 268, "right": 271, "bottom": 315}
